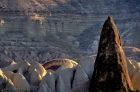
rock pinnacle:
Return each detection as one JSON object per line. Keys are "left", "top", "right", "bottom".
{"left": 89, "top": 16, "right": 133, "bottom": 92}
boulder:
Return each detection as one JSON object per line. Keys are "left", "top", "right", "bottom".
{"left": 55, "top": 61, "right": 76, "bottom": 91}
{"left": 38, "top": 82, "right": 51, "bottom": 92}
{"left": 72, "top": 65, "right": 89, "bottom": 88}
{"left": 127, "top": 60, "right": 140, "bottom": 79}
{"left": 1, "top": 63, "right": 19, "bottom": 72}
{"left": 89, "top": 16, "right": 133, "bottom": 92}
{"left": 18, "top": 61, "right": 30, "bottom": 72}
{"left": 1, "top": 61, "right": 30, "bottom": 73}
{"left": 56, "top": 75, "right": 67, "bottom": 92}
{"left": 70, "top": 80, "right": 91, "bottom": 92}
{"left": 28, "top": 61, "right": 47, "bottom": 78}
{"left": 0, "top": 70, "right": 17, "bottom": 91}
{"left": 12, "top": 73, "right": 31, "bottom": 92}
{"left": 3, "top": 71, "right": 14, "bottom": 79}
{"left": 4, "top": 78, "right": 17, "bottom": 92}
{"left": 79, "top": 56, "right": 95, "bottom": 79}
{"left": 131, "top": 70, "right": 140, "bottom": 90}
{"left": 30, "top": 69, "right": 42, "bottom": 86}
{"left": 39, "top": 72, "right": 55, "bottom": 92}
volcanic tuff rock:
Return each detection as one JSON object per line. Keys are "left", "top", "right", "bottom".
{"left": 0, "top": 0, "right": 140, "bottom": 15}
{"left": 0, "top": 0, "right": 140, "bottom": 62}
{"left": 89, "top": 17, "right": 133, "bottom": 92}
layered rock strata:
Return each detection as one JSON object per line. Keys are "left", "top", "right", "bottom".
{"left": 89, "top": 17, "right": 133, "bottom": 92}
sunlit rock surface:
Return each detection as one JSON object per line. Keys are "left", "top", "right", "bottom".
{"left": 0, "top": 59, "right": 92, "bottom": 92}
{"left": 0, "top": 57, "right": 140, "bottom": 91}
{"left": 0, "top": 1, "right": 140, "bottom": 89}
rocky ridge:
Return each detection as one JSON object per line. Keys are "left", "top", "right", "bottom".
{"left": 89, "top": 17, "right": 133, "bottom": 91}
{"left": 0, "top": 16, "right": 140, "bottom": 92}
{"left": 0, "top": 1, "right": 140, "bottom": 64}
{"left": 0, "top": 14, "right": 140, "bottom": 62}
{"left": 0, "top": 0, "right": 140, "bottom": 15}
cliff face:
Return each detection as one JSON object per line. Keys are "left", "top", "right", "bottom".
{"left": 0, "top": 0, "right": 139, "bottom": 15}
{"left": 0, "top": 14, "right": 97, "bottom": 62}
{"left": 0, "top": 0, "right": 140, "bottom": 62}
{"left": 0, "top": 15, "right": 95, "bottom": 36}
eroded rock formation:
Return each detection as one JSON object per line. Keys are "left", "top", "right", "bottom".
{"left": 89, "top": 16, "right": 133, "bottom": 92}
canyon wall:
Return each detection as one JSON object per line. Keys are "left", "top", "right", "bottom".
{"left": 0, "top": 0, "right": 140, "bottom": 62}
{"left": 0, "top": 14, "right": 140, "bottom": 62}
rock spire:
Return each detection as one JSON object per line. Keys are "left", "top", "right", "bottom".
{"left": 89, "top": 16, "right": 133, "bottom": 92}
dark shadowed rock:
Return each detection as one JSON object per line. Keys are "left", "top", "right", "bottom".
{"left": 89, "top": 16, "right": 133, "bottom": 92}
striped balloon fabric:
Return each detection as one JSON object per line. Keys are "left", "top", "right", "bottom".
{"left": 42, "top": 58, "right": 78, "bottom": 71}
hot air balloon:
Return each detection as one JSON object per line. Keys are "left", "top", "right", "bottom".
{"left": 42, "top": 58, "right": 78, "bottom": 71}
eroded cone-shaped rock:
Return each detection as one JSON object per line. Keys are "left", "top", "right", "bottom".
{"left": 89, "top": 16, "right": 133, "bottom": 92}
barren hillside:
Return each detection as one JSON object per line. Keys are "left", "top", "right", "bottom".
{"left": 0, "top": 0, "right": 140, "bottom": 62}
{"left": 0, "top": 0, "right": 140, "bottom": 15}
